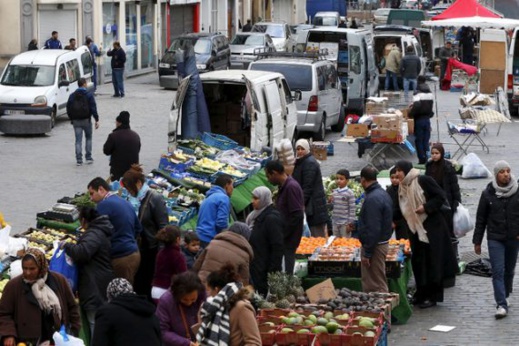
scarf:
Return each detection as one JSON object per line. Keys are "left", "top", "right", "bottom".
{"left": 245, "top": 186, "right": 273, "bottom": 229}
{"left": 228, "top": 222, "right": 251, "bottom": 241}
{"left": 492, "top": 175, "right": 518, "bottom": 198}
{"left": 129, "top": 183, "right": 150, "bottom": 214}
{"left": 196, "top": 282, "right": 241, "bottom": 346}
{"left": 398, "top": 168, "right": 429, "bottom": 243}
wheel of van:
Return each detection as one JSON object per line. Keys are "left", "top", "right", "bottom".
{"left": 331, "top": 106, "right": 346, "bottom": 132}
{"left": 314, "top": 116, "right": 326, "bottom": 141}
{"left": 50, "top": 107, "right": 57, "bottom": 128}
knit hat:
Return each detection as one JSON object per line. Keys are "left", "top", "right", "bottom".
{"left": 228, "top": 222, "right": 251, "bottom": 241}
{"left": 295, "top": 139, "right": 310, "bottom": 153}
{"left": 106, "top": 278, "right": 135, "bottom": 301}
{"left": 116, "top": 111, "right": 130, "bottom": 125}
{"left": 494, "top": 160, "right": 511, "bottom": 176}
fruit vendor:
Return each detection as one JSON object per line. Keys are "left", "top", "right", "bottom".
{"left": 0, "top": 248, "right": 81, "bottom": 346}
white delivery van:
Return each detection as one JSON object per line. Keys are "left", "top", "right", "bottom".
{"left": 0, "top": 47, "right": 94, "bottom": 134}
{"left": 480, "top": 29, "right": 508, "bottom": 96}
{"left": 306, "top": 27, "right": 379, "bottom": 114}
{"left": 507, "top": 27, "right": 519, "bottom": 115}
{"left": 168, "top": 70, "right": 299, "bottom": 152}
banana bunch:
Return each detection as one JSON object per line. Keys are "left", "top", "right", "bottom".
{"left": 221, "top": 166, "right": 246, "bottom": 178}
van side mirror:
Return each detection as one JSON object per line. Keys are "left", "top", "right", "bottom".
{"left": 293, "top": 90, "right": 302, "bottom": 101}
{"left": 59, "top": 80, "right": 70, "bottom": 88}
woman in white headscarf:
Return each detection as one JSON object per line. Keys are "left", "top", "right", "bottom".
{"left": 292, "top": 139, "right": 329, "bottom": 237}
{"left": 395, "top": 160, "right": 457, "bottom": 309}
{"left": 246, "top": 186, "right": 284, "bottom": 296}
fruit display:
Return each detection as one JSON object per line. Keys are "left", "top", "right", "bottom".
{"left": 220, "top": 165, "right": 247, "bottom": 178}
{"left": 313, "top": 247, "right": 360, "bottom": 262}
{"left": 296, "top": 237, "right": 327, "bottom": 255}
{"left": 252, "top": 272, "right": 308, "bottom": 309}
{"left": 177, "top": 139, "right": 220, "bottom": 158}
{"left": 194, "top": 157, "right": 225, "bottom": 172}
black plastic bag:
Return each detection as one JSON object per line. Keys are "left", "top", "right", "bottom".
{"left": 464, "top": 258, "right": 492, "bottom": 277}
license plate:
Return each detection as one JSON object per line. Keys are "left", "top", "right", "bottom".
{"left": 4, "top": 110, "right": 25, "bottom": 115}
{"left": 159, "top": 63, "right": 171, "bottom": 68}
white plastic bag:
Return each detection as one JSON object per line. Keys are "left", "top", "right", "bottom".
{"left": 460, "top": 153, "right": 492, "bottom": 179}
{"left": 0, "top": 225, "right": 11, "bottom": 255}
{"left": 453, "top": 204, "right": 474, "bottom": 238}
{"left": 53, "top": 331, "right": 85, "bottom": 346}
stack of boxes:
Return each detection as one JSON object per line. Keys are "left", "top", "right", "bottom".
{"left": 370, "top": 111, "right": 407, "bottom": 144}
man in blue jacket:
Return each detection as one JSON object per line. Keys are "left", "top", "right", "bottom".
{"left": 196, "top": 174, "right": 234, "bottom": 248}
{"left": 87, "top": 177, "right": 141, "bottom": 285}
{"left": 358, "top": 165, "right": 393, "bottom": 293}
{"left": 66, "top": 78, "right": 99, "bottom": 166}
{"left": 44, "top": 31, "right": 62, "bottom": 49}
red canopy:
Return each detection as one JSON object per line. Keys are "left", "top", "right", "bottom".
{"left": 432, "top": 0, "right": 502, "bottom": 20}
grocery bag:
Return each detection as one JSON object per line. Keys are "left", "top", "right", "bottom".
{"left": 49, "top": 249, "right": 78, "bottom": 292}
{"left": 453, "top": 204, "right": 474, "bottom": 238}
{"left": 53, "top": 325, "right": 85, "bottom": 346}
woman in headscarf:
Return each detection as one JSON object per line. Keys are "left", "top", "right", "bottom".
{"left": 193, "top": 222, "right": 254, "bottom": 286}
{"left": 292, "top": 139, "right": 329, "bottom": 237}
{"left": 92, "top": 278, "right": 161, "bottom": 346}
{"left": 394, "top": 160, "right": 457, "bottom": 309}
{"left": 246, "top": 186, "right": 284, "bottom": 296}
{"left": 62, "top": 206, "right": 114, "bottom": 338}
{"left": 425, "top": 143, "right": 462, "bottom": 260}
{"left": 197, "top": 264, "right": 261, "bottom": 346}
{"left": 122, "top": 164, "right": 169, "bottom": 299}
{"left": 473, "top": 161, "right": 519, "bottom": 319}
{"left": 0, "top": 248, "right": 80, "bottom": 345}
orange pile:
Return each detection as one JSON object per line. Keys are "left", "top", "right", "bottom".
{"left": 296, "top": 237, "right": 327, "bottom": 254}
{"left": 332, "top": 237, "right": 361, "bottom": 248}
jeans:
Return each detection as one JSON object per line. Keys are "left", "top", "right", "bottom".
{"left": 488, "top": 239, "right": 519, "bottom": 309}
{"left": 385, "top": 70, "right": 399, "bottom": 91}
{"left": 73, "top": 119, "right": 93, "bottom": 163}
{"left": 403, "top": 78, "right": 417, "bottom": 101}
{"left": 112, "top": 68, "right": 125, "bottom": 96}
{"left": 414, "top": 117, "right": 431, "bottom": 164}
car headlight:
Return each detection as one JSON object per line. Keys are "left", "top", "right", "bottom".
{"left": 32, "top": 96, "right": 47, "bottom": 107}
{"left": 197, "top": 64, "right": 207, "bottom": 70}
{"left": 159, "top": 62, "right": 171, "bottom": 68}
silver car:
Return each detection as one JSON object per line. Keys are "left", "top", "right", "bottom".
{"left": 249, "top": 56, "right": 345, "bottom": 141}
{"left": 251, "top": 22, "right": 295, "bottom": 52}
{"left": 230, "top": 33, "right": 275, "bottom": 69}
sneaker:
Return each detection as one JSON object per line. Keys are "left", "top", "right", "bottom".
{"left": 86, "top": 159, "right": 94, "bottom": 165}
{"left": 76, "top": 162, "right": 83, "bottom": 166}
{"left": 495, "top": 306, "right": 507, "bottom": 319}
{"left": 112, "top": 94, "right": 120, "bottom": 98}
{"left": 120, "top": 94, "right": 125, "bottom": 98}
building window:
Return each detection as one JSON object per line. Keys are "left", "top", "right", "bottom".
{"left": 126, "top": 2, "right": 138, "bottom": 71}
{"left": 140, "top": 0, "right": 153, "bottom": 69}
{"left": 102, "top": 2, "right": 119, "bottom": 77}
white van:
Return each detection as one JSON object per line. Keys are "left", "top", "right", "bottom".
{"left": 168, "top": 70, "right": 299, "bottom": 152}
{"left": 507, "top": 27, "right": 519, "bottom": 115}
{"left": 0, "top": 47, "right": 94, "bottom": 133}
{"left": 313, "top": 11, "right": 341, "bottom": 27}
{"left": 306, "top": 27, "right": 380, "bottom": 114}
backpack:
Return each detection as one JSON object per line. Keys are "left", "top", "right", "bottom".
{"left": 67, "top": 91, "right": 90, "bottom": 120}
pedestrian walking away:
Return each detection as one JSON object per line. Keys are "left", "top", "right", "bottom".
{"left": 400, "top": 45, "right": 421, "bottom": 101}
{"left": 103, "top": 111, "right": 141, "bottom": 181}
{"left": 358, "top": 166, "right": 393, "bottom": 293}
{"left": 408, "top": 76, "right": 433, "bottom": 164}
{"left": 473, "top": 160, "right": 519, "bottom": 319}
{"left": 66, "top": 77, "right": 99, "bottom": 166}
{"left": 107, "top": 41, "right": 126, "bottom": 97}
{"left": 44, "top": 31, "right": 62, "bottom": 49}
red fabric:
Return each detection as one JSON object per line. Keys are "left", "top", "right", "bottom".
{"left": 441, "top": 58, "right": 478, "bottom": 90}
{"left": 433, "top": 0, "right": 501, "bottom": 20}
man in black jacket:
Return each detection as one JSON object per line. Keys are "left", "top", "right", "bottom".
{"left": 103, "top": 111, "right": 141, "bottom": 181}
{"left": 400, "top": 45, "right": 422, "bottom": 101}
{"left": 408, "top": 76, "right": 434, "bottom": 164}
{"left": 107, "top": 41, "right": 126, "bottom": 97}
{"left": 474, "top": 160, "right": 519, "bottom": 319}
{"left": 358, "top": 166, "right": 393, "bottom": 293}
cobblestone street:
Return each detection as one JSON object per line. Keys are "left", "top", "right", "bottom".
{"left": 1, "top": 73, "right": 517, "bottom": 345}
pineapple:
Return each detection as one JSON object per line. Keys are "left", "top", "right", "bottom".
{"left": 275, "top": 298, "right": 291, "bottom": 309}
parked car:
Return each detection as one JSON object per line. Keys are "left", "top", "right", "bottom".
{"left": 169, "top": 70, "right": 299, "bottom": 152}
{"left": 0, "top": 46, "right": 94, "bottom": 134}
{"left": 305, "top": 27, "right": 380, "bottom": 114}
{"left": 249, "top": 54, "right": 345, "bottom": 140}
{"left": 427, "top": 4, "right": 450, "bottom": 17}
{"left": 251, "top": 22, "right": 294, "bottom": 52}
{"left": 158, "top": 32, "right": 230, "bottom": 89}
{"left": 230, "top": 33, "right": 275, "bottom": 69}
{"left": 312, "top": 11, "right": 341, "bottom": 27}
{"left": 373, "top": 8, "right": 391, "bottom": 26}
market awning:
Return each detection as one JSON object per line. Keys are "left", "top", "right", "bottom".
{"left": 422, "top": 16, "right": 519, "bottom": 29}
{"left": 432, "top": 0, "right": 502, "bottom": 20}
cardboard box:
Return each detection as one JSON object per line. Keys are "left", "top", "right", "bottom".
{"left": 366, "top": 101, "right": 387, "bottom": 115}
{"left": 407, "top": 119, "right": 414, "bottom": 134}
{"left": 373, "top": 113, "right": 403, "bottom": 130}
{"left": 346, "top": 123, "right": 369, "bottom": 137}
{"left": 370, "top": 129, "right": 404, "bottom": 143}
{"left": 312, "top": 147, "right": 328, "bottom": 161}
{"left": 399, "top": 108, "right": 409, "bottom": 119}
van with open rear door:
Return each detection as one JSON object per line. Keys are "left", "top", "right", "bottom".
{"left": 507, "top": 27, "right": 519, "bottom": 115}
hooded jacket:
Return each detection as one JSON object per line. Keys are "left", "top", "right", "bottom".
{"left": 193, "top": 231, "right": 253, "bottom": 285}
{"left": 103, "top": 125, "right": 141, "bottom": 181}
{"left": 63, "top": 215, "right": 114, "bottom": 312}
{"left": 400, "top": 51, "right": 421, "bottom": 79}
{"left": 92, "top": 293, "right": 161, "bottom": 346}
{"left": 196, "top": 186, "right": 231, "bottom": 243}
